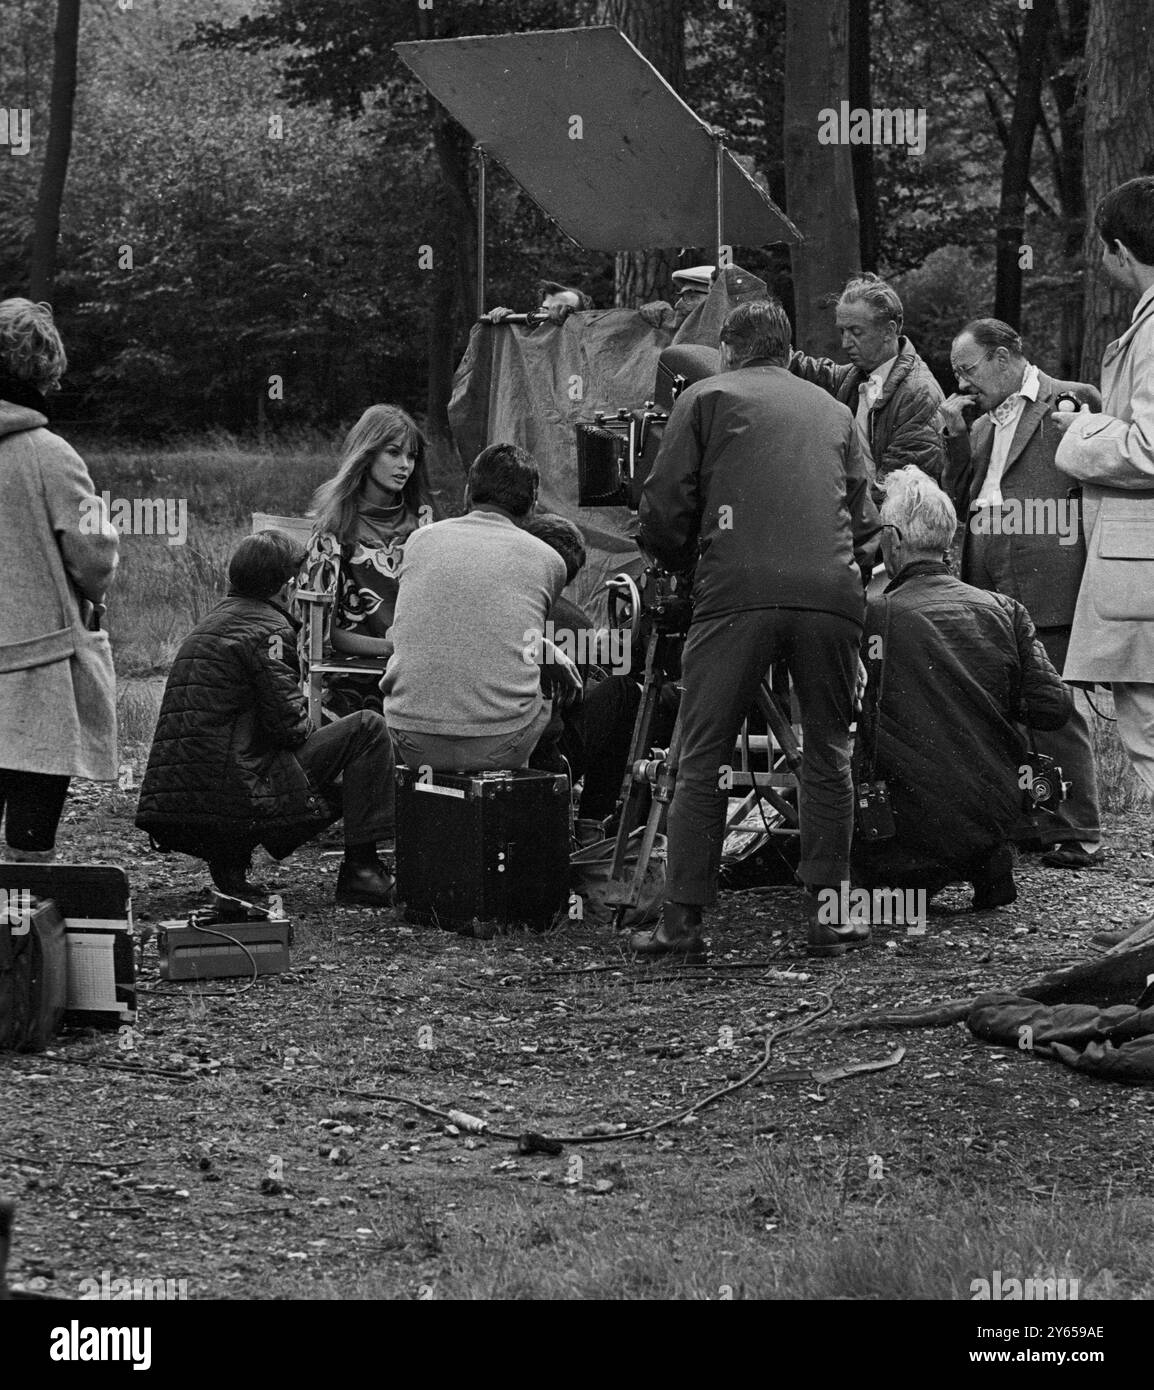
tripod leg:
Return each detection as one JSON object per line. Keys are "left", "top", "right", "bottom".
{"left": 756, "top": 680, "right": 802, "bottom": 776}
{"left": 610, "top": 710, "right": 682, "bottom": 931}
{"left": 606, "top": 630, "right": 664, "bottom": 881}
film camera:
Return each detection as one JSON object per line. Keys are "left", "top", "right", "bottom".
{"left": 1021, "top": 752, "right": 1071, "bottom": 814}
{"left": 607, "top": 563, "right": 694, "bottom": 638}
{"left": 576, "top": 405, "right": 667, "bottom": 510}
{"left": 575, "top": 344, "right": 718, "bottom": 511}
{"left": 575, "top": 344, "right": 719, "bottom": 631}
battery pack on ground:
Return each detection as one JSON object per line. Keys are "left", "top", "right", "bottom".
{"left": 395, "top": 767, "right": 570, "bottom": 936}
{"left": 157, "top": 918, "right": 292, "bottom": 981}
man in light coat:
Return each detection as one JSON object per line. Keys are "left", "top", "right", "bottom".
{"left": 0, "top": 299, "right": 118, "bottom": 862}
{"left": 1053, "top": 177, "right": 1154, "bottom": 819}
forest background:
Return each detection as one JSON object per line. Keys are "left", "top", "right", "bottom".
{"left": 3, "top": 0, "right": 1151, "bottom": 464}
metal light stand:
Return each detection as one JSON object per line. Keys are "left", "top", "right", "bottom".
{"left": 474, "top": 144, "right": 487, "bottom": 319}
{"left": 713, "top": 126, "right": 727, "bottom": 270}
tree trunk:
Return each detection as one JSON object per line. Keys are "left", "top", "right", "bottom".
{"left": 848, "top": 0, "right": 878, "bottom": 273}
{"left": 597, "top": 0, "right": 684, "bottom": 306}
{"left": 993, "top": 0, "right": 1052, "bottom": 327}
{"left": 783, "top": 0, "right": 859, "bottom": 358}
{"left": 424, "top": 102, "right": 475, "bottom": 456}
{"left": 1079, "top": 0, "right": 1154, "bottom": 378}
{"left": 27, "top": 0, "right": 80, "bottom": 303}
{"left": 1046, "top": 0, "right": 1090, "bottom": 378}
{"left": 417, "top": 6, "right": 476, "bottom": 471}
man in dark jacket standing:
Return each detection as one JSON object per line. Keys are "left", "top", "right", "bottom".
{"left": 136, "top": 531, "right": 395, "bottom": 906}
{"left": 636, "top": 300, "right": 882, "bottom": 958}
{"left": 940, "top": 318, "right": 1103, "bottom": 869}
{"left": 788, "top": 272, "right": 945, "bottom": 483}
{"left": 854, "top": 468, "right": 1072, "bottom": 904}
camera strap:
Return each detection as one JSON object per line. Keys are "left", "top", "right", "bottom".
{"left": 858, "top": 597, "right": 891, "bottom": 783}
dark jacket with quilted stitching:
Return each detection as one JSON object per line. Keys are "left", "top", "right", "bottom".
{"left": 853, "top": 561, "right": 1072, "bottom": 881}
{"left": 788, "top": 335, "right": 946, "bottom": 481}
{"left": 135, "top": 593, "right": 329, "bottom": 861}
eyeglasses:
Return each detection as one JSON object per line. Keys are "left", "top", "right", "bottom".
{"left": 952, "top": 350, "right": 994, "bottom": 382}
{"left": 881, "top": 523, "right": 903, "bottom": 542}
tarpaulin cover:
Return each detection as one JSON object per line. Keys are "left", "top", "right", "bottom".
{"left": 447, "top": 268, "right": 766, "bottom": 620}
{"left": 968, "top": 993, "right": 1154, "bottom": 1082}
{"left": 395, "top": 27, "right": 801, "bottom": 252}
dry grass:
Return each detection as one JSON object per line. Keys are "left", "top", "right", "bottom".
{"left": 84, "top": 438, "right": 334, "bottom": 679}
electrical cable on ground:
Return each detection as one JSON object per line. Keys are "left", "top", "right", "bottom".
{"left": 136, "top": 925, "right": 262, "bottom": 998}
{"left": 274, "top": 992, "right": 838, "bottom": 1148}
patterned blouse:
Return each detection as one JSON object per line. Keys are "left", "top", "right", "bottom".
{"left": 303, "top": 499, "right": 422, "bottom": 643}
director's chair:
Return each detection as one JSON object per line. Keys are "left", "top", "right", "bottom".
{"left": 250, "top": 513, "right": 390, "bottom": 726}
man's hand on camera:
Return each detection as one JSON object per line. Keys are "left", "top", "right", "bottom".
{"left": 482, "top": 306, "right": 515, "bottom": 324}
{"left": 540, "top": 639, "right": 583, "bottom": 708}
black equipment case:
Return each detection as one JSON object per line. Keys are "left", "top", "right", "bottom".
{"left": 395, "top": 768, "right": 570, "bottom": 936}
{"left": 0, "top": 896, "right": 67, "bottom": 1053}
{"left": 0, "top": 864, "right": 135, "bottom": 1026}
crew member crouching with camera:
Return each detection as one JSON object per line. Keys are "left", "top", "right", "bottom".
{"left": 636, "top": 299, "right": 883, "bottom": 959}
{"left": 852, "top": 468, "right": 1073, "bottom": 908}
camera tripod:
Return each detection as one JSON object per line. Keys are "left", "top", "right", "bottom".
{"left": 601, "top": 571, "right": 804, "bottom": 932}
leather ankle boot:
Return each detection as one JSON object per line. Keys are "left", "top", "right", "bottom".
{"left": 335, "top": 860, "right": 395, "bottom": 908}
{"left": 208, "top": 859, "right": 269, "bottom": 901}
{"left": 629, "top": 901, "right": 708, "bottom": 960}
{"left": 804, "top": 886, "right": 870, "bottom": 957}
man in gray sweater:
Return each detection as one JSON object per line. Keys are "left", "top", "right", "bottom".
{"left": 382, "top": 443, "right": 579, "bottom": 773}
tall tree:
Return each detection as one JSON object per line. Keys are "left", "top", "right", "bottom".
{"left": 28, "top": 0, "right": 81, "bottom": 303}
{"left": 783, "top": 0, "right": 859, "bottom": 357}
{"left": 993, "top": 0, "right": 1052, "bottom": 326}
{"left": 1045, "top": 0, "right": 1090, "bottom": 377}
{"left": 596, "top": 0, "right": 686, "bottom": 306}
{"left": 848, "top": 0, "right": 878, "bottom": 272}
{"left": 1079, "top": 0, "right": 1154, "bottom": 377}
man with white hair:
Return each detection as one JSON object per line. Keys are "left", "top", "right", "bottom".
{"left": 788, "top": 272, "right": 945, "bottom": 483}
{"left": 853, "top": 468, "right": 1072, "bottom": 907}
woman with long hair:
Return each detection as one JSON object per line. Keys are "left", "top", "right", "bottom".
{"left": 303, "top": 404, "right": 433, "bottom": 715}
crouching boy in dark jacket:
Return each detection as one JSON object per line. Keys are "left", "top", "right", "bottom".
{"left": 136, "top": 530, "right": 395, "bottom": 906}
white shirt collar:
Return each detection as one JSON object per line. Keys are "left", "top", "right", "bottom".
{"left": 868, "top": 354, "right": 898, "bottom": 390}
{"left": 1133, "top": 283, "right": 1154, "bottom": 323}
{"left": 1018, "top": 361, "right": 1041, "bottom": 401}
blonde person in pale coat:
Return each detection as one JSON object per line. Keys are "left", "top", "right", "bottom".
{"left": 0, "top": 299, "right": 118, "bottom": 863}
{"left": 1053, "top": 179, "right": 1154, "bottom": 821}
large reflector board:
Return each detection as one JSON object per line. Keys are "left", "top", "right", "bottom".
{"left": 395, "top": 26, "right": 801, "bottom": 251}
